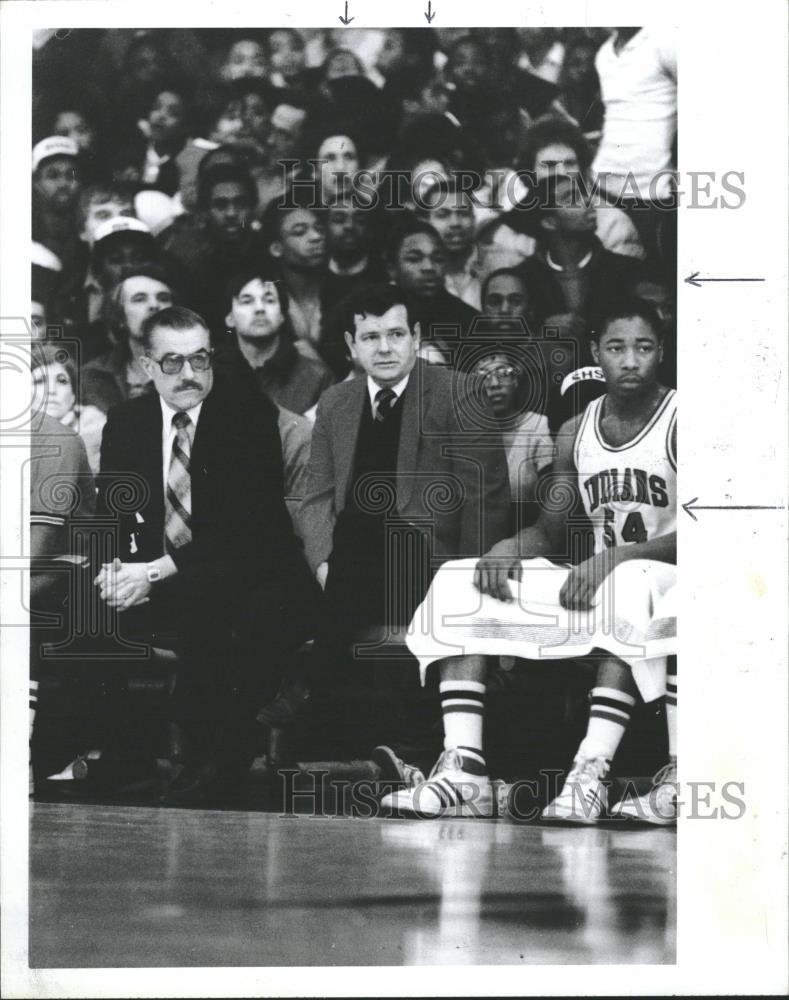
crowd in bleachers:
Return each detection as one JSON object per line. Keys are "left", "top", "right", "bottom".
{"left": 29, "top": 26, "right": 677, "bottom": 809}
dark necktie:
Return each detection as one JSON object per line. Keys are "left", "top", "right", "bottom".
{"left": 164, "top": 411, "right": 193, "bottom": 554}
{"left": 375, "top": 387, "right": 397, "bottom": 422}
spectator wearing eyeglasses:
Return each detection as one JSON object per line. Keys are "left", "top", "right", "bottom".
{"left": 480, "top": 267, "right": 606, "bottom": 433}
{"left": 96, "top": 305, "right": 315, "bottom": 804}
{"left": 471, "top": 351, "right": 554, "bottom": 526}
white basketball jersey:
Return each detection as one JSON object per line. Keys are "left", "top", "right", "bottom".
{"left": 574, "top": 389, "right": 676, "bottom": 554}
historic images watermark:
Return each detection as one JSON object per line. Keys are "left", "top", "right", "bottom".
{"left": 278, "top": 767, "right": 746, "bottom": 822}
{"left": 276, "top": 165, "right": 747, "bottom": 213}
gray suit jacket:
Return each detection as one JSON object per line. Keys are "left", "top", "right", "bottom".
{"left": 299, "top": 360, "right": 512, "bottom": 573}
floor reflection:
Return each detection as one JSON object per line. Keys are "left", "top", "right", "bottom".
{"left": 381, "top": 820, "right": 675, "bottom": 965}
{"left": 30, "top": 803, "right": 675, "bottom": 967}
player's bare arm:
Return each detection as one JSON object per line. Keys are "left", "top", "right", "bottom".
{"left": 560, "top": 420, "right": 677, "bottom": 611}
{"left": 474, "top": 414, "right": 583, "bottom": 602}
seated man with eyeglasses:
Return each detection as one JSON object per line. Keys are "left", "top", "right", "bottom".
{"left": 95, "top": 305, "right": 316, "bottom": 803}
{"left": 471, "top": 349, "right": 555, "bottom": 529}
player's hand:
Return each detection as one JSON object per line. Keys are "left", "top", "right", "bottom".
{"left": 473, "top": 538, "right": 522, "bottom": 603}
{"left": 560, "top": 551, "right": 617, "bottom": 611}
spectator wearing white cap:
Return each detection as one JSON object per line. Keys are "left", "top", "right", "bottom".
{"left": 67, "top": 216, "right": 160, "bottom": 360}
{"left": 32, "top": 136, "right": 83, "bottom": 281}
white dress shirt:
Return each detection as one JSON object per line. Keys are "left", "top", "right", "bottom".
{"left": 366, "top": 374, "right": 409, "bottom": 418}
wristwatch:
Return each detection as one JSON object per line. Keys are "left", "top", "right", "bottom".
{"left": 146, "top": 564, "right": 162, "bottom": 584}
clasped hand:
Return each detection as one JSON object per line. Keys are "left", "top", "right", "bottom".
{"left": 94, "top": 557, "right": 151, "bottom": 610}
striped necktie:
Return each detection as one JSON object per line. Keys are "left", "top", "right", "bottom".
{"left": 375, "top": 387, "right": 397, "bottom": 422}
{"left": 164, "top": 411, "right": 193, "bottom": 554}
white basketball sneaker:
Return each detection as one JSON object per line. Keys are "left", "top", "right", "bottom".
{"left": 541, "top": 754, "right": 610, "bottom": 824}
{"left": 380, "top": 749, "right": 496, "bottom": 818}
{"left": 610, "top": 759, "right": 677, "bottom": 826}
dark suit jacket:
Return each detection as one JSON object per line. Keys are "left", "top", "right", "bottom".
{"left": 97, "top": 378, "right": 303, "bottom": 612}
{"left": 299, "top": 360, "right": 512, "bottom": 575}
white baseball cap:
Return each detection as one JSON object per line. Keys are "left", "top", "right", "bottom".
{"left": 32, "top": 136, "right": 79, "bottom": 172}
{"left": 31, "top": 241, "right": 63, "bottom": 272}
{"left": 93, "top": 216, "right": 153, "bottom": 246}
{"left": 134, "top": 190, "right": 178, "bottom": 237}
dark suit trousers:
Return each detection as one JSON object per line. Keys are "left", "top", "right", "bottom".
{"left": 308, "top": 510, "right": 441, "bottom": 768}
{"left": 116, "top": 568, "right": 319, "bottom": 765}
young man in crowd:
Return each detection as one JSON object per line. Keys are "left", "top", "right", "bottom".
{"left": 386, "top": 217, "right": 479, "bottom": 364}
{"left": 255, "top": 96, "right": 309, "bottom": 211}
{"left": 518, "top": 117, "right": 646, "bottom": 261}
{"left": 222, "top": 268, "right": 334, "bottom": 416}
{"left": 158, "top": 162, "right": 267, "bottom": 336}
{"left": 324, "top": 197, "right": 387, "bottom": 301}
{"left": 261, "top": 196, "right": 328, "bottom": 360}
{"left": 32, "top": 137, "right": 84, "bottom": 283}
{"left": 418, "top": 178, "right": 482, "bottom": 310}
{"left": 513, "top": 173, "right": 644, "bottom": 333}
{"left": 385, "top": 300, "right": 676, "bottom": 825}
{"left": 221, "top": 269, "right": 334, "bottom": 530}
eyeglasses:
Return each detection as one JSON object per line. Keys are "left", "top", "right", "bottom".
{"left": 147, "top": 349, "right": 214, "bottom": 375}
{"left": 475, "top": 365, "right": 519, "bottom": 384}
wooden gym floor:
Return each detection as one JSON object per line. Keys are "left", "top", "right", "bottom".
{"left": 30, "top": 801, "right": 675, "bottom": 967}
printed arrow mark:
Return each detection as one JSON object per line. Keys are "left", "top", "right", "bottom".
{"left": 339, "top": 1, "right": 354, "bottom": 24}
{"left": 685, "top": 271, "right": 765, "bottom": 287}
{"left": 425, "top": 1, "right": 436, "bottom": 22}
{"left": 682, "top": 497, "right": 785, "bottom": 521}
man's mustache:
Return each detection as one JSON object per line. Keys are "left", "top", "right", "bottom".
{"left": 176, "top": 381, "right": 202, "bottom": 391}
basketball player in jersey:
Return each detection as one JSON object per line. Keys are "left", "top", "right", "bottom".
{"left": 383, "top": 300, "right": 677, "bottom": 825}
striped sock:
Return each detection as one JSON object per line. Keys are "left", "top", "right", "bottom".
{"left": 579, "top": 686, "right": 636, "bottom": 762}
{"left": 665, "top": 663, "right": 677, "bottom": 758}
{"left": 30, "top": 679, "right": 39, "bottom": 744}
{"left": 439, "top": 680, "right": 487, "bottom": 776}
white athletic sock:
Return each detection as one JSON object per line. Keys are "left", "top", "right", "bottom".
{"left": 578, "top": 686, "right": 636, "bottom": 762}
{"left": 665, "top": 665, "right": 677, "bottom": 759}
{"left": 439, "top": 680, "right": 487, "bottom": 775}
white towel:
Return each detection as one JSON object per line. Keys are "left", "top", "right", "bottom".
{"left": 406, "top": 557, "right": 676, "bottom": 701}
